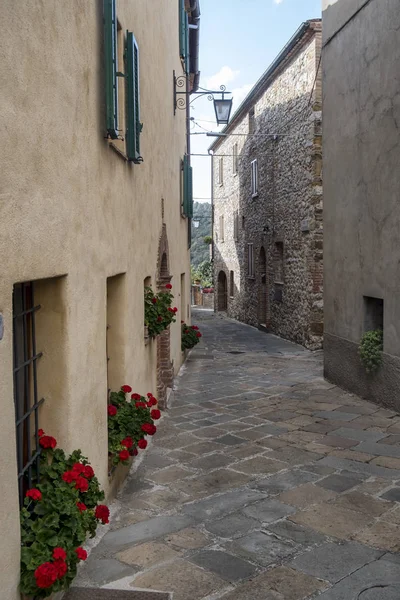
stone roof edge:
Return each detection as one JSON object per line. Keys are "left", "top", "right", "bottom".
{"left": 208, "top": 19, "right": 322, "bottom": 152}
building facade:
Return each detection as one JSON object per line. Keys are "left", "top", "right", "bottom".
{"left": 322, "top": 0, "right": 400, "bottom": 408}
{"left": 0, "top": 0, "right": 198, "bottom": 597}
{"left": 211, "top": 21, "right": 323, "bottom": 350}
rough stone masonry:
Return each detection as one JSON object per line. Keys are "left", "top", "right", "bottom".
{"left": 211, "top": 20, "right": 323, "bottom": 350}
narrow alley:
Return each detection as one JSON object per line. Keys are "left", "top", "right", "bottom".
{"left": 72, "top": 311, "right": 400, "bottom": 599}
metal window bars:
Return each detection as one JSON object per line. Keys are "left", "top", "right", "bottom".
{"left": 13, "top": 282, "right": 44, "bottom": 507}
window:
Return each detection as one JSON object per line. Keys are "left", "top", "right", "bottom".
{"left": 364, "top": 297, "right": 384, "bottom": 333}
{"left": 233, "top": 211, "right": 239, "bottom": 241}
{"left": 233, "top": 143, "right": 238, "bottom": 175}
{"left": 274, "top": 241, "right": 284, "bottom": 283}
{"left": 13, "top": 282, "right": 43, "bottom": 507}
{"left": 107, "top": 274, "right": 126, "bottom": 393}
{"left": 219, "top": 215, "right": 225, "bottom": 242}
{"left": 242, "top": 215, "right": 246, "bottom": 230}
{"left": 251, "top": 159, "right": 258, "bottom": 197}
{"left": 247, "top": 243, "right": 254, "bottom": 278}
{"left": 181, "top": 154, "right": 193, "bottom": 217}
{"left": 179, "top": 0, "right": 190, "bottom": 73}
{"left": 103, "top": 0, "right": 142, "bottom": 161}
{"left": 230, "top": 271, "right": 235, "bottom": 297}
{"left": 249, "top": 107, "right": 255, "bottom": 134}
{"left": 218, "top": 157, "right": 224, "bottom": 185}
{"left": 274, "top": 285, "right": 283, "bottom": 303}
{"left": 181, "top": 273, "right": 186, "bottom": 319}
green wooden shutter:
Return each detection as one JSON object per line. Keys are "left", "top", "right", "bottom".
{"left": 126, "top": 31, "right": 143, "bottom": 163}
{"left": 179, "top": 0, "right": 190, "bottom": 74}
{"left": 103, "top": 0, "right": 118, "bottom": 139}
{"left": 182, "top": 155, "right": 193, "bottom": 217}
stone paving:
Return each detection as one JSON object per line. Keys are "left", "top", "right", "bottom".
{"left": 77, "top": 310, "right": 400, "bottom": 599}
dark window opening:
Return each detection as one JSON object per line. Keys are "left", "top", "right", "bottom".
{"left": 274, "top": 241, "right": 284, "bottom": 283}
{"left": 13, "top": 281, "right": 44, "bottom": 507}
{"left": 229, "top": 271, "right": 235, "bottom": 297}
{"left": 274, "top": 285, "right": 283, "bottom": 303}
{"left": 364, "top": 296, "right": 384, "bottom": 333}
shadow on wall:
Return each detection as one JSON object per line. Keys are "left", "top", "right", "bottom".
{"left": 213, "top": 86, "right": 323, "bottom": 348}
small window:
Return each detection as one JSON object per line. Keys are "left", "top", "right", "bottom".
{"left": 247, "top": 243, "right": 254, "bottom": 278}
{"left": 219, "top": 215, "right": 225, "bottom": 242}
{"left": 230, "top": 271, "right": 235, "bottom": 297}
{"left": 107, "top": 274, "right": 126, "bottom": 393}
{"left": 364, "top": 297, "right": 384, "bottom": 333}
{"left": 218, "top": 157, "right": 224, "bottom": 186}
{"left": 233, "top": 143, "right": 238, "bottom": 174}
{"left": 251, "top": 159, "right": 258, "bottom": 198}
{"left": 249, "top": 107, "right": 255, "bottom": 134}
{"left": 274, "top": 241, "right": 284, "bottom": 283}
{"left": 274, "top": 285, "right": 283, "bottom": 303}
{"left": 126, "top": 31, "right": 142, "bottom": 163}
{"left": 233, "top": 211, "right": 239, "bottom": 241}
{"left": 242, "top": 215, "right": 246, "bottom": 230}
{"left": 181, "top": 273, "right": 186, "bottom": 318}
{"left": 109, "top": 22, "right": 126, "bottom": 155}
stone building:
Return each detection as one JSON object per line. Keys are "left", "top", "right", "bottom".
{"left": 210, "top": 20, "right": 323, "bottom": 350}
{"left": 322, "top": 0, "right": 400, "bottom": 409}
{"left": 0, "top": 0, "right": 198, "bottom": 596}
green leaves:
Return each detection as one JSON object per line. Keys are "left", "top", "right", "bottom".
{"left": 359, "top": 329, "right": 383, "bottom": 373}
{"left": 181, "top": 323, "right": 201, "bottom": 351}
{"left": 144, "top": 286, "right": 176, "bottom": 337}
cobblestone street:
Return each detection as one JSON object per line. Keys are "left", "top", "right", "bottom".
{"left": 76, "top": 310, "right": 400, "bottom": 599}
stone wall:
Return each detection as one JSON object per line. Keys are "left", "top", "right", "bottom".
{"left": 212, "top": 22, "right": 323, "bottom": 350}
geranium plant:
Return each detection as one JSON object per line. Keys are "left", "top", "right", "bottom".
{"left": 359, "top": 329, "right": 383, "bottom": 373}
{"left": 144, "top": 284, "right": 177, "bottom": 337}
{"left": 20, "top": 431, "right": 109, "bottom": 598}
{"left": 181, "top": 322, "right": 202, "bottom": 351}
{"left": 108, "top": 385, "right": 160, "bottom": 466}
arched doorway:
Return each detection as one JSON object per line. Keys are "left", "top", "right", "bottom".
{"left": 258, "top": 247, "right": 268, "bottom": 326}
{"left": 217, "top": 271, "right": 228, "bottom": 311}
{"left": 156, "top": 225, "right": 173, "bottom": 409}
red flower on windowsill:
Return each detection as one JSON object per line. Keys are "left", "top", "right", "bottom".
{"left": 141, "top": 423, "right": 157, "bottom": 436}
{"left": 77, "top": 502, "right": 87, "bottom": 512}
{"left": 34, "top": 562, "right": 59, "bottom": 589}
{"left": 26, "top": 488, "right": 42, "bottom": 501}
{"left": 95, "top": 504, "right": 110, "bottom": 524}
{"left": 138, "top": 438, "right": 147, "bottom": 450}
{"left": 75, "top": 476, "right": 89, "bottom": 493}
{"left": 121, "top": 385, "right": 132, "bottom": 393}
{"left": 39, "top": 435, "right": 57, "bottom": 449}
{"left": 75, "top": 547, "right": 88, "bottom": 561}
{"left": 52, "top": 548, "right": 67, "bottom": 561}
{"left": 121, "top": 436, "right": 133, "bottom": 449}
{"left": 150, "top": 409, "right": 161, "bottom": 420}
{"left": 107, "top": 405, "right": 117, "bottom": 417}
{"left": 131, "top": 393, "right": 141, "bottom": 400}
{"left": 119, "top": 449, "right": 130, "bottom": 461}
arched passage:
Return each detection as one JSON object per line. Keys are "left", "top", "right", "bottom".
{"left": 258, "top": 246, "right": 268, "bottom": 326}
{"left": 156, "top": 225, "right": 173, "bottom": 409}
{"left": 217, "top": 270, "right": 228, "bottom": 311}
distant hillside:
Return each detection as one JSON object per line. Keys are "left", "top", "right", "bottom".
{"left": 191, "top": 202, "right": 212, "bottom": 268}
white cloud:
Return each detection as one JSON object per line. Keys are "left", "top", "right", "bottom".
{"left": 206, "top": 66, "right": 239, "bottom": 90}
{"left": 274, "top": 0, "right": 284, "bottom": 4}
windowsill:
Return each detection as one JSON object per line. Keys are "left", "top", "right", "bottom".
{"left": 251, "top": 192, "right": 259, "bottom": 199}
{"left": 109, "top": 139, "right": 128, "bottom": 161}
{"left": 233, "top": 172, "right": 238, "bottom": 177}
{"left": 218, "top": 183, "right": 224, "bottom": 187}
{"left": 248, "top": 276, "right": 255, "bottom": 280}
{"left": 274, "top": 281, "right": 284, "bottom": 286}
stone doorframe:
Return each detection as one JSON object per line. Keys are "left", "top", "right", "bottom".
{"left": 156, "top": 224, "right": 174, "bottom": 409}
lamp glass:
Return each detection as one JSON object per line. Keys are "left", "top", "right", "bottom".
{"left": 213, "top": 98, "right": 233, "bottom": 125}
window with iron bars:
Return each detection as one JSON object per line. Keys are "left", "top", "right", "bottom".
{"left": 13, "top": 282, "right": 44, "bottom": 507}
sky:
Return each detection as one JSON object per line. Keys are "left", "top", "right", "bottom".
{"left": 190, "top": 0, "right": 321, "bottom": 208}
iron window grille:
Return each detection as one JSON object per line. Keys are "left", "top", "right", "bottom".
{"left": 13, "top": 282, "right": 44, "bottom": 507}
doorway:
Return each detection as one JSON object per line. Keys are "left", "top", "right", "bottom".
{"left": 258, "top": 247, "right": 268, "bottom": 326}
{"left": 217, "top": 270, "right": 228, "bottom": 311}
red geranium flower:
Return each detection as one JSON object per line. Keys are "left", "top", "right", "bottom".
{"left": 75, "top": 547, "right": 88, "bottom": 561}
{"left": 38, "top": 429, "right": 45, "bottom": 437}
{"left": 34, "top": 562, "right": 59, "bottom": 589}
{"left": 26, "top": 488, "right": 42, "bottom": 501}
{"left": 75, "top": 476, "right": 89, "bottom": 493}
{"left": 95, "top": 504, "right": 110, "bottom": 524}
{"left": 39, "top": 435, "right": 57, "bottom": 449}
{"left": 62, "top": 471, "right": 78, "bottom": 484}
{"left": 167, "top": 307, "right": 174, "bottom": 312}
{"left": 107, "top": 405, "right": 117, "bottom": 417}
{"left": 181, "top": 320, "right": 184, "bottom": 324}
{"left": 141, "top": 423, "right": 156, "bottom": 436}
{"left": 152, "top": 297, "right": 157, "bottom": 304}
{"left": 119, "top": 449, "right": 130, "bottom": 461}
{"left": 166, "top": 283, "right": 172, "bottom": 289}
{"left": 77, "top": 502, "right": 87, "bottom": 512}
{"left": 138, "top": 438, "right": 147, "bottom": 450}
{"left": 173, "top": 307, "right": 178, "bottom": 313}
{"left": 150, "top": 409, "right": 161, "bottom": 420}
{"left": 131, "top": 393, "right": 141, "bottom": 400}
{"left": 121, "top": 436, "right": 133, "bottom": 449}
{"left": 157, "top": 316, "right": 163, "bottom": 322}
{"left": 129, "top": 447, "right": 138, "bottom": 457}
{"left": 192, "top": 325, "right": 199, "bottom": 330}
{"left": 121, "top": 385, "right": 132, "bottom": 393}
{"left": 54, "top": 559, "right": 68, "bottom": 579}
{"left": 52, "top": 547, "right": 67, "bottom": 561}
{"left": 196, "top": 332, "right": 202, "bottom": 338}
{"left": 184, "top": 329, "right": 189, "bottom": 334}
{"left": 83, "top": 465, "right": 95, "bottom": 479}
{"left": 135, "top": 401, "right": 146, "bottom": 409}
{"left": 72, "top": 462, "right": 86, "bottom": 474}
{"left": 147, "top": 393, "right": 153, "bottom": 398}
{"left": 150, "top": 397, "right": 158, "bottom": 406}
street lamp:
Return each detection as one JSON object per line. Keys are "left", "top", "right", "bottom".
{"left": 174, "top": 72, "right": 233, "bottom": 126}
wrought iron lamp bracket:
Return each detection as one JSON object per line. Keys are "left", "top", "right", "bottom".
{"left": 173, "top": 71, "right": 230, "bottom": 115}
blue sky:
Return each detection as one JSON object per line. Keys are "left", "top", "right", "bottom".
{"left": 190, "top": 0, "right": 321, "bottom": 204}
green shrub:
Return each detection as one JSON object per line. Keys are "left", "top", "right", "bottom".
{"left": 181, "top": 323, "right": 202, "bottom": 351}
{"left": 144, "top": 285, "right": 177, "bottom": 337}
{"left": 359, "top": 329, "right": 383, "bottom": 373}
